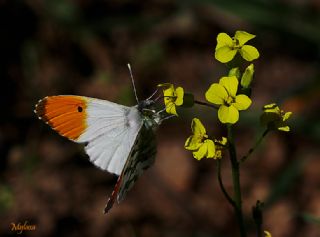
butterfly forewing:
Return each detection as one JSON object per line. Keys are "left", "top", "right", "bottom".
{"left": 35, "top": 95, "right": 143, "bottom": 175}
{"left": 83, "top": 104, "right": 143, "bottom": 175}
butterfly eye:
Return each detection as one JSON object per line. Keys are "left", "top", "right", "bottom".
{"left": 77, "top": 106, "right": 83, "bottom": 112}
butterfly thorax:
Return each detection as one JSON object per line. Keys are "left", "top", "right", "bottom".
{"left": 137, "top": 99, "right": 161, "bottom": 130}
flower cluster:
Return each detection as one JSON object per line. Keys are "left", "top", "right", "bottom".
{"left": 184, "top": 118, "right": 227, "bottom": 160}
{"left": 156, "top": 30, "right": 294, "bottom": 237}
{"left": 159, "top": 30, "right": 292, "bottom": 162}
{"left": 155, "top": 30, "right": 295, "bottom": 237}
{"left": 260, "top": 103, "right": 292, "bottom": 132}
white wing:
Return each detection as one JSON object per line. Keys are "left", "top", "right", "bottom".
{"left": 77, "top": 98, "right": 143, "bottom": 175}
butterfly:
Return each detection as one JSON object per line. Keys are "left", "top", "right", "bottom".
{"left": 34, "top": 65, "right": 166, "bottom": 214}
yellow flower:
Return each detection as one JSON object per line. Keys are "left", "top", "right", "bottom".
{"left": 205, "top": 76, "right": 252, "bottom": 124}
{"left": 158, "top": 83, "right": 184, "bottom": 116}
{"left": 260, "top": 103, "right": 292, "bottom": 132}
{"left": 264, "top": 230, "right": 272, "bottom": 237}
{"left": 185, "top": 118, "right": 216, "bottom": 160}
{"left": 215, "top": 31, "right": 260, "bottom": 63}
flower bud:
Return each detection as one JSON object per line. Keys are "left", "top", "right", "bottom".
{"left": 241, "top": 63, "right": 254, "bottom": 88}
{"left": 228, "top": 67, "right": 241, "bottom": 79}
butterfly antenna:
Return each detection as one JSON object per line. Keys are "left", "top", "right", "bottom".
{"left": 146, "top": 88, "right": 159, "bottom": 101}
{"left": 127, "top": 63, "right": 139, "bottom": 103}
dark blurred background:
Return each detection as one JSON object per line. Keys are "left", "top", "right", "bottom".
{"left": 1, "top": 0, "right": 320, "bottom": 236}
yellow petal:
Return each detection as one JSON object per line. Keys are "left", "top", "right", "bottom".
{"left": 192, "top": 118, "right": 206, "bottom": 136}
{"left": 165, "top": 102, "right": 178, "bottom": 116}
{"left": 215, "top": 137, "right": 228, "bottom": 146}
{"left": 218, "top": 105, "right": 239, "bottom": 124}
{"left": 263, "top": 103, "right": 277, "bottom": 109}
{"left": 163, "top": 84, "right": 175, "bottom": 97}
{"left": 263, "top": 103, "right": 280, "bottom": 114}
{"left": 216, "top": 33, "right": 233, "bottom": 49}
{"left": 233, "top": 94, "right": 252, "bottom": 110}
{"left": 283, "top": 112, "right": 292, "bottom": 121}
{"left": 264, "top": 230, "right": 272, "bottom": 237}
{"left": 185, "top": 136, "right": 192, "bottom": 149}
{"left": 185, "top": 136, "right": 202, "bottom": 150}
{"left": 215, "top": 46, "right": 237, "bottom": 63}
{"left": 193, "top": 143, "right": 207, "bottom": 160}
{"left": 278, "top": 126, "right": 290, "bottom": 132}
{"left": 204, "top": 139, "right": 216, "bottom": 158}
{"left": 234, "top": 31, "right": 256, "bottom": 46}
{"left": 175, "top": 87, "right": 184, "bottom": 106}
{"left": 240, "top": 45, "right": 260, "bottom": 61}
{"left": 205, "top": 83, "right": 228, "bottom": 105}
{"left": 164, "top": 97, "right": 172, "bottom": 110}
{"left": 157, "top": 83, "right": 172, "bottom": 88}
{"left": 220, "top": 76, "right": 238, "bottom": 97}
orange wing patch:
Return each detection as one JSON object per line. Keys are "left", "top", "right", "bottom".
{"left": 35, "top": 96, "right": 88, "bottom": 141}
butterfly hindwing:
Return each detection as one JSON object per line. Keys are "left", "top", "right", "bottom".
{"left": 104, "top": 123, "right": 157, "bottom": 213}
{"left": 118, "top": 123, "right": 157, "bottom": 201}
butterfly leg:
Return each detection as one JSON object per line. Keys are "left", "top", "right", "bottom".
{"left": 160, "top": 115, "right": 176, "bottom": 122}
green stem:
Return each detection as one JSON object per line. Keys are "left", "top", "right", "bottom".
{"left": 227, "top": 125, "right": 247, "bottom": 237}
{"left": 240, "top": 129, "right": 269, "bottom": 164}
{"left": 217, "top": 159, "right": 236, "bottom": 208}
{"left": 194, "top": 100, "right": 219, "bottom": 109}
{"left": 252, "top": 200, "right": 264, "bottom": 237}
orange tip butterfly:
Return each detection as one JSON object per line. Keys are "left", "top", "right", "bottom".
{"left": 34, "top": 64, "right": 166, "bottom": 214}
